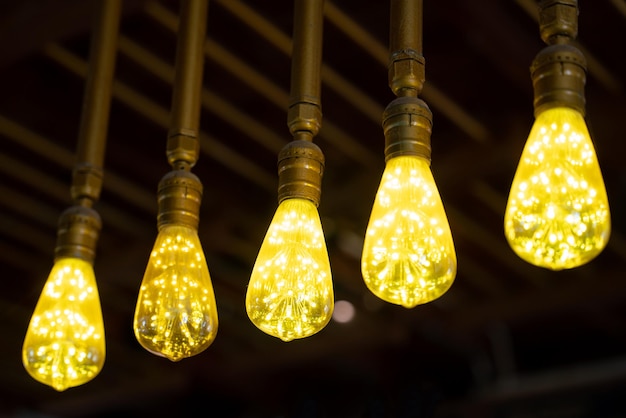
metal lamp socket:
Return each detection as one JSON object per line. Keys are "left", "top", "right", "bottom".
{"left": 383, "top": 96, "right": 432, "bottom": 163}
{"left": 277, "top": 140, "right": 324, "bottom": 207}
{"left": 54, "top": 205, "right": 102, "bottom": 264}
{"left": 531, "top": 43, "right": 586, "bottom": 116}
{"left": 157, "top": 169, "right": 203, "bottom": 230}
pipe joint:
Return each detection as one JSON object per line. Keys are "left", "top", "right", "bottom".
{"left": 287, "top": 101, "right": 322, "bottom": 138}
{"left": 389, "top": 49, "right": 425, "bottom": 96}
{"left": 539, "top": 0, "right": 578, "bottom": 44}
{"left": 71, "top": 162, "right": 104, "bottom": 204}
{"left": 166, "top": 133, "right": 199, "bottom": 169}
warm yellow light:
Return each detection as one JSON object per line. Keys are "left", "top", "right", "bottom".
{"left": 133, "top": 224, "right": 218, "bottom": 361}
{"left": 246, "top": 198, "right": 334, "bottom": 342}
{"left": 22, "top": 257, "right": 105, "bottom": 391}
{"left": 362, "top": 155, "right": 456, "bottom": 308}
{"left": 505, "top": 107, "right": 610, "bottom": 270}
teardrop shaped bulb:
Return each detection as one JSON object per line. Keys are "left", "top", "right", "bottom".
{"left": 22, "top": 257, "right": 105, "bottom": 391}
{"left": 362, "top": 155, "right": 456, "bottom": 308}
{"left": 505, "top": 107, "right": 610, "bottom": 270}
{"left": 246, "top": 198, "right": 334, "bottom": 342}
{"left": 133, "top": 224, "right": 218, "bottom": 361}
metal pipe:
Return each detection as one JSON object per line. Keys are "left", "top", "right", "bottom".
{"left": 384, "top": 0, "right": 431, "bottom": 161}
{"left": 58, "top": 0, "right": 121, "bottom": 263}
{"left": 160, "top": 0, "right": 210, "bottom": 228}
{"left": 288, "top": 0, "right": 324, "bottom": 140}
{"left": 73, "top": 0, "right": 121, "bottom": 204}
{"left": 388, "top": 0, "right": 424, "bottom": 97}
{"left": 279, "top": 0, "right": 326, "bottom": 206}
{"left": 44, "top": 43, "right": 277, "bottom": 192}
{"left": 324, "top": 1, "right": 489, "bottom": 142}
{"left": 390, "top": 0, "right": 422, "bottom": 55}
{"left": 147, "top": 1, "right": 380, "bottom": 165}
{"left": 167, "top": 0, "right": 208, "bottom": 169}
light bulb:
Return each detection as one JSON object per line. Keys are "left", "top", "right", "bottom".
{"left": 362, "top": 155, "right": 456, "bottom": 308}
{"left": 22, "top": 257, "right": 105, "bottom": 391}
{"left": 246, "top": 197, "right": 334, "bottom": 342}
{"left": 504, "top": 107, "right": 610, "bottom": 270}
{"left": 133, "top": 224, "right": 218, "bottom": 361}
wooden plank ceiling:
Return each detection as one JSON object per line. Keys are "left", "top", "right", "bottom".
{"left": 1, "top": 1, "right": 626, "bottom": 416}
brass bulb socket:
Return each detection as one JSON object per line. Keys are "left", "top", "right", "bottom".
{"left": 54, "top": 205, "right": 102, "bottom": 264}
{"left": 277, "top": 140, "right": 324, "bottom": 207}
{"left": 157, "top": 169, "right": 203, "bottom": 230}
{"left": 388, "top": 49, "right": 425, "bottom": 97}
{"left": 71, "top": 162, "right": 104, "bottom": 204}
{"left": 383, "top": 96, "right": 432, "bottom": 162}
{"left": 539, "top": 0, "right": 578, "bottom": 44}
{"left": 531, "top": 43, "right": 586, "bottom": 116}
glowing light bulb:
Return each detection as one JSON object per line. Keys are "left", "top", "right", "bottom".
{"left": 133, "top": 224, "right": 218, "bottom": 361}
{"left": 362, "top": 155, "right": 456, "bottom": 308}
{"left": 505, "top": 107, "right": 610, "bottom": 270}
{"left": 22, "top": 257, "right": 105, "bottom": 391}
{"left": 246, "top": 198, "right": 334, "bottom": 342}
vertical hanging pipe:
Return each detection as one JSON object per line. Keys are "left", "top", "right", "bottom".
{"left": 158, "top": 0, "right": 208, "bottom": 230}
{"left": 72, "top": 0, "right": 121, "bottom": 207}
{"left": 287, "top": 0, "right": 324, "bottom": 142}
{"left": 166, "top": 0, "right": 208, "bottom": 170}
{"left": 384, "top": 0, "right": 431, "bottom": 162}
{"left": 388, "top": 0, "right": 424, "bottom": 98}
{"left": 279, "top": 0, "right": 325, "bottom": 206}
{"left": 58, "top": 0, "right": 121, "bottom": 263}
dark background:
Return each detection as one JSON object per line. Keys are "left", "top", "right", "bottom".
{"left": 1, "top": 1, "right": 626, "bottom": 416}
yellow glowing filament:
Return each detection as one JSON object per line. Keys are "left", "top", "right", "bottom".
{"left": 246, "top": 198, "right": 334, "bottom": 342}
{"left": 22, "top": 257, "right": 105, "bottom": 391}
{"left": 362, "top": 155, "right": 456, "bottom": 308}
{"left": 133, "top": 224, "right": 218, "bottom": 361}
{"left": 505, "top": 107, "right": 610, "bottom": 270}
